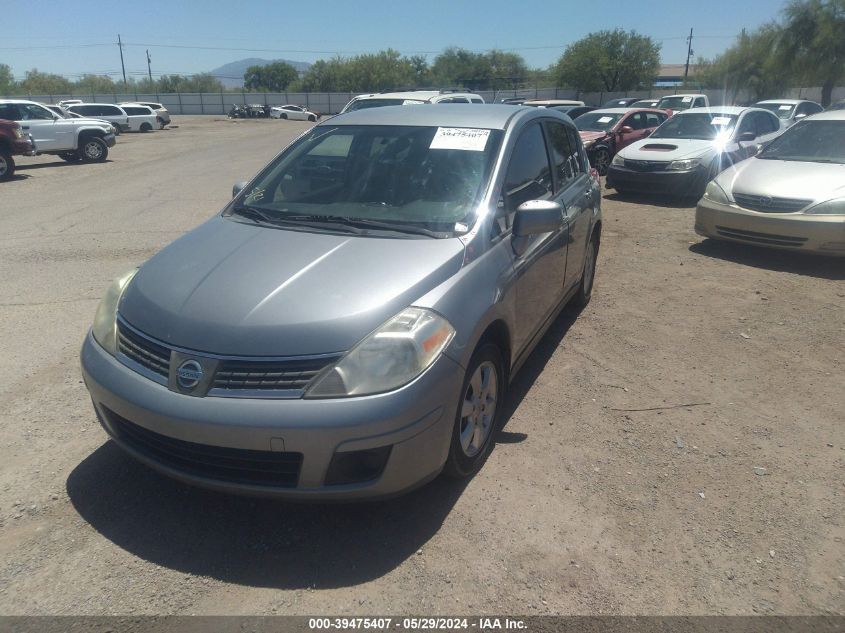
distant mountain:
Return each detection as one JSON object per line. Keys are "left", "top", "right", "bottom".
{"left": 209, "top": 58, "right": 311, "bottom": 89}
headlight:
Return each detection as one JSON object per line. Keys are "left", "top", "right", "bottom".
{"left": 305, "top": 307, "right": 455, "bottom": 398}
{"left": 611, "top": 154, "right": 625, "bottom": 166}
{"left": 667, "top": 158, "right": 700, "bottom": 171}
{"left": 804, "top": 198, "right": 845, "bottom": 215}
{"left": 92, "top": 269, "right": 138, "bottom": 355}
{"left": 703, "top": 180, "right": 730, "bottom": 205}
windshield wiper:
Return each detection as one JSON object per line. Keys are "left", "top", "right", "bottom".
{"left": 329, "top": 217, "right": 448, "bottom": 238}
{"left": 232, "top": 204, "right": 278, "bottom": 224}
{"left": 231, "top": 207, "right": 365, "bottom": 234}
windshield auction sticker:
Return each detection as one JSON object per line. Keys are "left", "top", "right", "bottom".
{"left": 430, "top": 128, "right": 491, "bottom": 151}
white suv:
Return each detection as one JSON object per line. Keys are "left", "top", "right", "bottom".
{"left": 0, "top": 99, "right": 115, "bottom": 162}
{"left": 66, "top": 103, "right": 130, "bottom": 134}
{"left": 119, "top": 104, "right": 159, "bottom": 132}
{"left": 121, "top": 101, "right": 170, "bottom": 128}
{"left": 341, "top": 90, "right": 485, "bottom": 113}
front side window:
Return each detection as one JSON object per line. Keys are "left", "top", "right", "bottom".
{"left": 233, "top": 124, "right": 503, "bottom": 236}
{"left": 544, "top": 121, "right": 577, "bottom": 191}
{"left": 503, "top": 123, "right": 552, "bottom": 213}
{"left": 19, "top": 104, "right": 54, "bottom": 120}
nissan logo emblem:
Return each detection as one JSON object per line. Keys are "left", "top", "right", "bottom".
{"left": 176, "top": 360, "right": 204, "bottom": 390}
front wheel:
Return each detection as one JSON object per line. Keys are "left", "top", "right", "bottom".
{"left": 0, "top": 151, "right": 15, "bottom": 181}
{"left": 140, "top": 122, "right": 153, "bottom": 132}
{"left": 281, "top": 113, "right": 288, "bottom": 120}
{"left": 592, "top": 147, "right": 611, "bottom": 176}
{"left": 443, "top": 343, "right": 505, "bottom": 479}
{"left": 78, "top": 137, "right": 108, "bottom": 163}
{"left": 308, "top": 114, "right": 317, "bottom": 122}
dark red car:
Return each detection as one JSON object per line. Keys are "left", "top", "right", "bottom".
{"left": 572, "top": 108, "right": 670, "bottom": 175}
{"left": 0, "top": 119, "right": 36, "bottom": 181}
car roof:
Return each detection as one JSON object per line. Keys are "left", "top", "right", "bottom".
{"left": 65, "top": 102, "right": 124, "bottom": 107}
{"left": 660, "top": 93, "right": 706, "bottom": 98}
{"left": 680, "top": 106, "right": 753, "bottom": 115}
{"left": 353, "top": 91, "right": 481, "bottom": 101}
{"left": 755, "top": 99, "right": 810, "bottom": 105}
{"left": 805, "top": 110, "right": 845, "bottom": 121}
{"left": 523, "top": 99, "right": 584, "bottom": 105}
{"left": 585, "top": 108, "right": 640, "bottom": 114}
{"left": 325, "top": 104, "right": 561, "bottom": 130}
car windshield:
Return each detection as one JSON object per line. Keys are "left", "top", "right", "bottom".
{"left": 230, "top": 124, "right": 503, "bottom": 236}
{"left": 345, "top": 98, "right": 425, "bottom": 112}
{"left": 657, "top": 96, "right": 697, "bottom": 111}
{"left": 758, "top": 120, "right": 845, "bottom": 164}
{"left": 650, "top": 113, "right": 738, "bottom": 140}
{"left": 756, "top": 103, "right": 796, "bottom": 119}
{"left": 574, "top": 112, "right": 623, "bottom": 132}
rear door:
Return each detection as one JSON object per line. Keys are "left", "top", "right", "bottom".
{"left": 545, "top": 120, "right": 594, "bottom": 293}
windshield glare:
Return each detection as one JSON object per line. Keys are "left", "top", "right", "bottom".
{"left": 759, "top": 120, "right": 845, "bottom": 164}
{"left": 650, "top": 113, "right": 738, "bottom": 140}
{"left": 756, "top": 103, "right": 796, "bottom": 119}
{"left": 574, "top": 112, "right": 623, "bottom": 132}
{"left": 232, "top": 125, "right": 503, "bottom": 235}
{"left": 345, "top": 98, "right": 425, "bottom": 112}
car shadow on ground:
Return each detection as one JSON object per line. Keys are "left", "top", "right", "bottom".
{"left": 17, "top": 160, "right": 113, "bottom": 171}
{"left": 690, "top": 239, "right": 845, "bottom": 280}
{"left": 66, "top": 305, "right": 581, "bottom": 589}
{"left": 603, "top": 190, "right": 698, "bottom": 209}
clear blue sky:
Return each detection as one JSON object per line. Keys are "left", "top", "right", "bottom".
{"left": 3, "top": 0, "right": 789, "bottom": 80}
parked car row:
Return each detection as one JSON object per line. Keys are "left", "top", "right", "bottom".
{"left": 0, "top": 99, "right": 172, "bottom": 180}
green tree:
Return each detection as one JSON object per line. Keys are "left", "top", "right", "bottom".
{"left": 74, "top": 74, "right": 118, "bottom": 94}
{"left": 297, "top": 49, "right": 419, "bottom": 92}
{"left": 0, "top": 64, "right": 15, "bottom": 95}
{"left": 19, "top": 69, "right": 74, "bottom": 95}
{"left": 696, "top": 26, "right": 787, "bottom": 102}
{"left": 243, "top": 61, "right": 299, "bottom": 91}
{"left": 431, "top": 48, "right": 529, "bottom": 90}
{"left": 552, "top": 29, "right": 661, "bottom": 92}
{"left": 779, "top": 0, "right": 845, "bottom": 106}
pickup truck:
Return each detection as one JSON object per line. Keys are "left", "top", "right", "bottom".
{"left": 0, "top": 119, "right": 36, "bottom": 180}
{"left": 656, "top": 94, "right": 710, "bottom": 116}
{"left": 0, "top": 99, "right": 116, "bottom": 163}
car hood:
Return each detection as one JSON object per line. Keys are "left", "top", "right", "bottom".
{"left": 119, "top": 216, "right": 465, "bottom": 356}
{"left": 60, "top": 117, "right": 112, "bottom": 129}
{"left": 620, "top": 138, "right": 718, "bottom": 161}
{"left": 715, "top": 157, "right": 845, "bottom": 202}
{"left": 579, "top": 130, "right": 609, "bottom": 143}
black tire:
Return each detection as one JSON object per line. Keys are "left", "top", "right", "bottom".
{"left": 308, "top": 114, "right": 317, "bottom": 122}
{"left": 78, "top": 136, "right": 108, "bottom": 163}
{"left": 443, "top": 343, "right": 505, "bottom": 479}
{"left": 281, "top": 113, "right": 287, "bottom": 120}
{"left": 0, "top": 150, "right": 14, "bottom": 181}
{"left": 571, "top": 229, "right": 600, "bottom": 308}
{"left": 592, "top": 146, "right": 611, "bottom": 176}
{"left": 140, "top": 122, "right": 153, "bottom": 132}
{"left": 59, "top": 152, "right": 80, "bottom": 162}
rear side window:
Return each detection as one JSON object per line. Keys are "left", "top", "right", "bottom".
{"left": 101, "top": 106, "right": 123, "bottom": 116}
{"left": 470, "top": 98, "right": 483, "bottom": 104}
{"left": 123, "top": 107, "right": 150, "bottom": 116}
{"left": 694, "top": 97, "right": 706, "bottom": 107}
{"left": 544, "top": 121, "right": 577, "bottom": 192}
{"left": 70, "top": 105, "right": 93, "bottom": 116}
{"left": 0, "top": 103, "right": 20, "bottom": 120}
{"left": 503, "top": 123, "right": 552, "bottom": 212}
{"left": 645, "top": 111, "right": 666, "bottom": 127}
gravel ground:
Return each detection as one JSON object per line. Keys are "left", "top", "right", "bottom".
{"left": 0, "top": 116, "right": 842, "bottom": 616}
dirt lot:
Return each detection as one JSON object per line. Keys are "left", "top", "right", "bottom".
{"left": 0, "top": 116, "right": 842, "bottom": 616}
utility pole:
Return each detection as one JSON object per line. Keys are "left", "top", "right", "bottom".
{"left": 684, "top": 28, "right": 694, "bottom": 83}
{"left": 146, "top": 49, "right": 153, "bottom": 84}
{"left": 117, "top": 34, "right": 127, "bottom": 89}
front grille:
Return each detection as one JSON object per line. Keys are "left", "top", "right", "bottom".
{"left": 117, "top": 321, "right": 170, "bottom": 378}
{"left": 213, "top": 357, "right": 337, "bottom": 391}
{"left": 733, "top": 193, "right": 812, "bottom": 214}
{"left": 105, "top": 407, "right": 303, "bottom": 487}
{"left": 715, "top": 225, "right": 808, "bottom": 247}
{"left": 623, "top": 159, "right": 668, "bottom": 172}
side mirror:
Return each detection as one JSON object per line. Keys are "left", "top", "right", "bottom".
{"left": 232, "top": 181, "right": 248, "bottom": 197}
{"left": 737, "top": 131, "right": 756, "bottom": 142}
{"left": 619, "top": 125, "right": 634, "bottom": 134}
{"left": 794, "top": 113, "right": 807, "bottom": 121}
{"left": 512, "top": 200, "right": 563, "bottom": 237}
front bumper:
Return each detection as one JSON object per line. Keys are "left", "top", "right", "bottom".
{"left": 695, "top": 198, "right": 845, "bottom": 256}
{"left": 103, "top": 133, "right": 116, "bottom": 147}
{"left": 80, "top": 332, "right": 463, "bottom": 500}
{"left": 607, "top": 163, "right": 707, "bottom": 196}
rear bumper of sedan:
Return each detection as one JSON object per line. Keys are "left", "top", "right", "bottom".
{"left": 695, "top": 198, "right": 845, "bottom": 256}
{"left": 607, "top": 163, "right": 708, "bottom": 197}
{"left": 80, "top": 332, "right": 463, "bottom": 500}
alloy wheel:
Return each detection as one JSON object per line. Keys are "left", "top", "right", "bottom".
{"left": 83, "top": 141, "right": 103, "bottom": 160}
{"left": 459, "top": 361, "right": 498, "bottom": 457}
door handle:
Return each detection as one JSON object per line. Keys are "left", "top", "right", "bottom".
{"left": 22, "top": 126, "right": 30, "bottom": 130}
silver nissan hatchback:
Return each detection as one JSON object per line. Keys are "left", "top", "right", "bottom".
{"left": 81, "top": 105, "right": 602, "bottom": 500}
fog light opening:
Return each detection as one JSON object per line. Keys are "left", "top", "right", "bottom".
{"left": 325, "top": 446, "right": 392, "bottom": 486}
